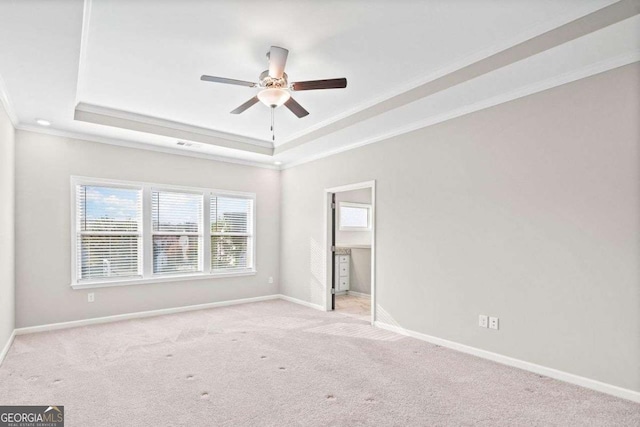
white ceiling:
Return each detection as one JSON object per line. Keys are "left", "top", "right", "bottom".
{"left": 0, "top": 0, "right": 638, "bottom": 168}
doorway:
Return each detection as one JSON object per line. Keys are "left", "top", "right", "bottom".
{"left": 324, "top": 181, "right": 375, "bottom": 325}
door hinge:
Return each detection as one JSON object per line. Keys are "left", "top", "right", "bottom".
{"left": 331, "top": 245, "right": 336, "bottom": 252}
{"left": 331, "top": 288, "right": 336, "bottom": 294}
{"left": 331, "top": 202, "right": 336, "bottom": 209}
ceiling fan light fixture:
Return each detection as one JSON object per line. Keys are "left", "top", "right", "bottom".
{"left": 257, "top": 88, "right": 290, "bottom": 108}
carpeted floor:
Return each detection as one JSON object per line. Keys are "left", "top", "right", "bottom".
{"left": 1, "top": 300, "right": 638, "bottom": 426}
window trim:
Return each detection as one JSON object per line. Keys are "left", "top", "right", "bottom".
{"left": 70, "top": 176, "right": 256, "bottom": 289}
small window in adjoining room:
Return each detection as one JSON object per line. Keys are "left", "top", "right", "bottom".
{"left": 75, "top": 184, "right": 143, "bottom": 282}
{"left": 339, "top": 202, "right": 371, "bottom": 231}
{"left": 210, "top": 195, "right": 254, "bottom": 271}
{"left": 151, "top": 190, "right": 203, "bottom": 275}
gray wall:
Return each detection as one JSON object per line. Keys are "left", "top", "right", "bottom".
{"left": 280, "top": 64, "right": 640, "bottom": 392}
{"left": 0, "top": 101, "right": 15, "bottom": 350}
{"left": 349, "top": 248, "right": 371, "bottom": 295}
{"left": 15, "top": 131, "right": 281, "bottom": 327}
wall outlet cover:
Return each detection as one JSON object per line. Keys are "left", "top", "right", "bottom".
{"left": 88, "top": 292, "right": 95, "bottom": 303}
{"left": 479, "top": 315, "right": 488, "bottom": 328}
{"left": 268, "top": 277, "right": 274, "bottom": 284}
{"left": 489, "top": 316, "right": 499, "bottom": 330}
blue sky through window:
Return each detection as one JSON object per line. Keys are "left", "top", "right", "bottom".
{"left": 85, "top": 186, "right": 140, "bottom": 221}
{"left": 84, "top": 186, "right": 248, "bottom": 225}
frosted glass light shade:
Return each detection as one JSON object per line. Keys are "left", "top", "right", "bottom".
{"left": 257, "top": 88, "right": 290, "bottom": 107}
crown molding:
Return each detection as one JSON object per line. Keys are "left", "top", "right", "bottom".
{"left": 0, "top": 73, "right": 19, "bottom": 126}
{"left": 281, "top": 52, "right": 640, "bottom": 170}
{"left": 75, "top": 0, "right": 274, "bottom": 157}
{"left": 15, "top": 124, "right": 280, "bottom": 170}
{"left": 74, "top": 102, "right": 274, "bottom": 155}
{"left": 17, "top": 49, "right": 634, "bottom": 174}
{"left": 4, "top": 0, "right": 636, "bottom": 173}
{"left": 278, "top": 0, "right": 619, "bottom": 147}
{"left": 275, "top": 0, "right": 638, "bottom": 155}
{"left": 72, "top": 0, "right": 623, "bottom": 159}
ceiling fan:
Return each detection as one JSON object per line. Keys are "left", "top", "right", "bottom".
{"left": 200, "top": 46, "right": 347, "bottom": 140}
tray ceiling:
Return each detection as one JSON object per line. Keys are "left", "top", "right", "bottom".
{"left": 0, "top": 0, "right": 638, "bottom": 168}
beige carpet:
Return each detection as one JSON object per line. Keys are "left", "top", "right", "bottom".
{"left": 1, "top": 300, "right": 638, "bottom": 426}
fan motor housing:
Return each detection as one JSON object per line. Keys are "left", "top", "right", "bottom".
{"left": 259, "top": 70, "right": 288, "bottom": 89}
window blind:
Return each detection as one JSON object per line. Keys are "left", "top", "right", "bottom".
{"left": 72, "top": 177, "right": 256, "bottom": 287}
{"left": 76, "top": 185, "right": 143, "bottom": 281}
{"left": 211, "top": 196, "right": 253, "bottom": 271}
{"left": 151, "top": 191, "right": 203, "bottom": 274}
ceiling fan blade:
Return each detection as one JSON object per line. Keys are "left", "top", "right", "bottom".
{"left": 201, "top": 75, "right": 256, "bottom": 87}
{"left": 284, "top": 97, "right": 309, "bottom": 118}
{"left": 268, "top": 46, "right": 289, "bottom": 79}
{"left": 230, "top": 96, "right": 259, "bottom": 114}
{"left": 291, "top": 78, "right": 347, "bottom": 91}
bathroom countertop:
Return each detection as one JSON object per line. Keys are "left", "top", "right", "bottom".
{"left": 335, "top": 245, "right": 371, "bottom": 254}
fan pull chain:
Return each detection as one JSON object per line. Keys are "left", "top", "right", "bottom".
{"left": 271, "top": 106, "right": 275, "bottom": 141}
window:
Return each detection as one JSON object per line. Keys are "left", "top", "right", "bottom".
{"left": 71, "top": 177, "right": 256, "bottom": 288}
{"left": 152, "top": 191, "right": 203, "bottom": 274}
{"left": 339, "top": 202, "right": 371, "bottom": 231}
{"left": 75, "top": 184, "right": 143, "bottom": 281}
{"left": 211, "top": 196, "right": 254, "bottom": 271}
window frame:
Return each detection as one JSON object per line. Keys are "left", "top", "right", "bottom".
{"left": 338, "top": 202, "right": 372, "bottom": 231}
{"left": 70, "top": 176, "right": 256, "bottom": 289}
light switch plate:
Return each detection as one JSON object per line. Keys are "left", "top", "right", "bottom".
{"left": 489, "top": 316, "right": 499, "bottom": 330}
{"left": 478, "top": 315, "right": 488, "bottom": 328}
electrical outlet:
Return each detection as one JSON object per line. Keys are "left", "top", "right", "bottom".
{"left": 268, "top": 276, "right": 274, "bottom": 284}
{"left": 478, "top": 315, "right": 488, "bottom": 328}
{"left": 88, "top": 292, "right": 95, "bottom": 303}
{"left": 489, "top": 316, "right": 499, "bottom": 330}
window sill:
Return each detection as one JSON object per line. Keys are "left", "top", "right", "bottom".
{"left": 70, "top": 270, "right": 257, "bottom": 290}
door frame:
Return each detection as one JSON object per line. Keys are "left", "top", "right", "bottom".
{"left": 323, "top": 180, "right": 376, "bottom": 325}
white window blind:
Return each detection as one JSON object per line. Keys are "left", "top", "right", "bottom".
{"left": 152, "top": 191, "right": 203, "bottom": 274}
{"left": 211, "top": 196, "right": 254, "bottom": 271}
{"left": 72, "top": 177, "right": 256, "bottom": 288}
{"left": 76, "top": 184, "right": 143, "bottom": 281}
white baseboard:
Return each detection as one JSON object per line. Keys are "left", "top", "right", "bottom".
{"left": 347, "top": 291, "right": 370, "bottom": 299}
{"left": 374, "top": 321, "right": 640, "bottom": 403}
{"left": 0, "top": 330, "right": 16, "bottom": 367}
{"left": 278, "top": 294, "right": 326, "bottom": 311}
{"left": 15, "top": 295, "right": 281, "bottom": 335}
{"left": 9, "top": 295, "right": 635, "bottom": 403}
{"left": 13, "top": 294, "right": 325, "bottom": 336}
